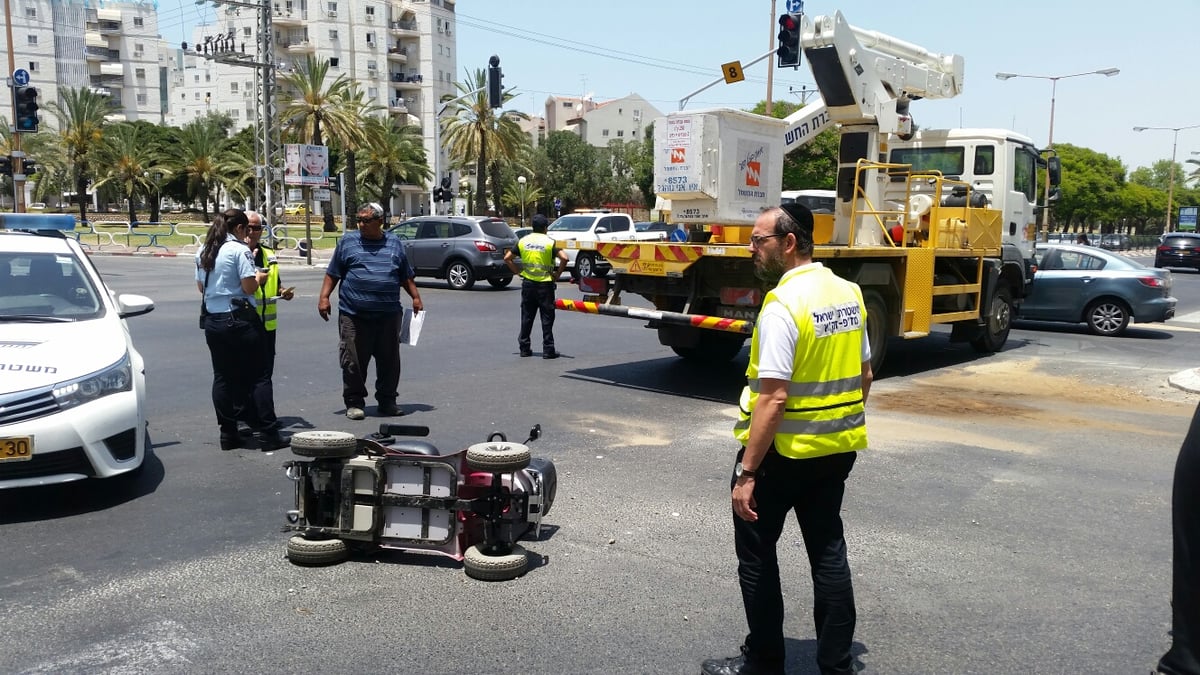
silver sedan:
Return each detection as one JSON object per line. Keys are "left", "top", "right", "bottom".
{"left": 1020, "top": 243, "right": 1176, "bottom": 336}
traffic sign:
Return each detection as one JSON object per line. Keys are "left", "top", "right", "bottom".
{"left": 1180, "top": 206, "right": 1198, "bottom": 232}
{"left": 785, "top": 0, "right": 804, "bottom": 13}
{"left": 721, "top": 61, "right": 745, "bottom": 84}
{"left": 12, "top": 69, "right": 29, "bottom": 86}
{"left": 554, "top": 197, "right": 562, "bottom": 210}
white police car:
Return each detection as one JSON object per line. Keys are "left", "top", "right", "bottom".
{"left": 0, "top": 215, "right": 154, "bottom": 488}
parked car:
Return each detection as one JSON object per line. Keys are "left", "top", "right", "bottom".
{"left": 0, "top": 218, "right": 154, "bottom": 488}
{"left": 1019, "top": 243, "right": 1175, "bottom": 336}
{"left": 635, "top": 221, "right": 672, "bottom": 234}
{"left": 1099, "top": 233, "right": 1133, "bottom": 251}
{"left": 1155, "top": 233, "right": 1200, "bottom": 271}
{"left": 283, "top": 204, "right": 308, "bottom": 216}
{"left": 389, "top": 215, "right": 517, "bottom": 290}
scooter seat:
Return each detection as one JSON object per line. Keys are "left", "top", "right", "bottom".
{"left": 387, "top": 440, "right": 440, "bottom": 457}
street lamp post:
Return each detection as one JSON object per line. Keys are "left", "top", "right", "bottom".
{"left": 517, "top": 175, "right": 527, "bottom": 226}
{"left": 995, "top": 67, "right": 1120, "bottom": 238}
{"left": 1132, "top": 124, "right": 1200, "bottom": 233}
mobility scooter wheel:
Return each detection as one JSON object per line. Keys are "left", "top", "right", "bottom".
{"left": 463, "top": 544, "right": 529, "bottom": 581}
{"left": 465, "top": 442, "right": 531, "bottom": 473}
{"left": 286, "top": 535, "right": 349, "bottom": 566}
{"left": 290, "top": 430, "right": 358, "bottom": 459}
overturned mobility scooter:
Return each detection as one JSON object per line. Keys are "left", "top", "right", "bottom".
{"left": 282, "top": 423, "right": 556, "bottom": 581}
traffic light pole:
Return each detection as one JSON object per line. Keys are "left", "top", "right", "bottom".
{"left": 4, "top": 0, "right": 26, "bottom": 213}
{"left": 432, "top": 84, "right": 483, "bottom": 216}
{"left": 679, "top": 49, "right": 774, "bottom": 110}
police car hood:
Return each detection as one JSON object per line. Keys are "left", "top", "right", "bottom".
{"left": 0, "top": 318, "right": 129, "bottom": 393}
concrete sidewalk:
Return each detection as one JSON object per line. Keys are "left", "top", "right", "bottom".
{"left": 83, "top": 244, "right": 332, "bottom": 266}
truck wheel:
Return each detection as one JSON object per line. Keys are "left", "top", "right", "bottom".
{"left": 1085, "top": 297, "right": 1130, "bottom": 336}
{"left": 970, "top": 286, "right": 1012, "bottom": 353}
{"left": 488, "top": 274, "right": 513, "bottom": 289}
{"left": 466, "top": 441, "right": 531, "bottom": 473}
{"left": 290, "top": 430, "right": 358, "bottom": 458}
{"left": 286, "top": 535, "right": 349, "bottom": 566}
{"left": 863, "top": 290, "right": 889, "bottom": 376}
{"left": 576, "top": 253, "right": 597, "bottom": 279}
{"left": 670, "top": 330, "right": 747, "bottom": 363}
{"left": 464, "top": 544, "right": 529, "bottom": 581}
{"left": 445, "top": 260, "right": 476, "bottom": 290}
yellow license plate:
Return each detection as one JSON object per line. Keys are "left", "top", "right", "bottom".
{"left": 0, "top": 436, "right": 33, "bottom": 462}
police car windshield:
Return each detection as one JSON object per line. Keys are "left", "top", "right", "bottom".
{"left": 547, "top": 215, "right": 595, "bottom": 232}
{"left": 0, "top": 252, "right": 103, "bottom": 320}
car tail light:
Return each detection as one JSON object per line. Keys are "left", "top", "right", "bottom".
{"left": 1158, "top": 245, "right": 1171, "bottom": 253}
{"left": 1137, "top": 276, "right": 1168, "bottom": 288}
{"left": 474, "top": 240, "right": 497, "bottom": 252}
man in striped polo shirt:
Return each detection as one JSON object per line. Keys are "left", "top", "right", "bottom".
{"left": 317, "top": 203, "right": 424, "bottom": 420}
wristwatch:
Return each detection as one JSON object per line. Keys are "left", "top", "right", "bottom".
{"left": 735, "top": 462, "right": 757, "bottom": 479}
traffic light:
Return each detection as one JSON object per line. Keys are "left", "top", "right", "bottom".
{"left": 23, "top": 160, "right": 36, "bottom": 176}
{"left": 0, "top": 156, "right": 11, "bottom": 176}
{"left": 776, "top": 13, "right": 802, "bottom": 68}
{"left": 14, "top": 86, "right": 40, "bottom": 133}
{"left": 487, "top": 55, "right": 503, "bottom": 109}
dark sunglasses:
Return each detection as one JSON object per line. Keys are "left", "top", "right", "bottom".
{"left": 357, "top": 216, "right": 380, "bottom": 224}
{"left": 248, "top": 225, "right": 264, "bottom": 231}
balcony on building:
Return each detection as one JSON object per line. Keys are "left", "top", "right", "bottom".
{"left": 388, "top": 98, "right": 408, "bottom": 114}
{"left": 284, "top": 40, "right": 316, "bottom": 54}
{"left": 272, "top": 5, "right": 304, "bottom": 26}
{"left": 389, "top": 19, "right": 420, "bottom": 37}
{"left": 275, "top": 61, "right": 297, "bottom": 79}
{"left": 85, "top": 46, "right": 120, "bottom": 62}
{"left": 386, "top": 45, "right": 408, "bottom": 63}
{"left": 94, "top": 8, "right": 123, "bottom": 34}
{"left": 391, "top": 72, "right": 423, "bottom": 90}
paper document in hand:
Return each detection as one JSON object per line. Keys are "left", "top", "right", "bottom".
{"left": 400, "top": 308, "right": 425, "bottom": 346}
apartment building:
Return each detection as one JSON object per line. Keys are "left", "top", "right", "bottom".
{"left": 543, "top": 93, "right": 661, "bottom": 149}
{"left": 167, "top": 0, "right": 457, "bottom": 217}
{"left": 0, "top": 0, "right": 165, "bottom": 125}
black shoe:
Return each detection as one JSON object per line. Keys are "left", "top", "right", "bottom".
{"left": 520, "top": 350, "right": 533, "bottom": 357}
{"left": 219, "top": 435, "right": 242, "bottom": 451}
{"left": 255, "top": 431, "right": 290, "bottom": 452}
{"left": 377, "top": 403, "right": 402, "bottom": 416}
{"left": 701, "top": 647, "right": 783, "bottom": 675}
{"left": 542, "top": 350, "right": 560, "bottom": 359}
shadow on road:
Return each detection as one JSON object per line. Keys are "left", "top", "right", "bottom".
{"left": 0, "top": 448, "right": 165, "bottom": 525}
{"left": 563, "top": 354, "right": 748, "bottom": 404}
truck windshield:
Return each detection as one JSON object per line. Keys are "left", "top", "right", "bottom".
{"left": 889, "top": 147, "right": 965, "bottom": 177}
{"left": 548, "top": 215, "right": 595, "bottom": 232}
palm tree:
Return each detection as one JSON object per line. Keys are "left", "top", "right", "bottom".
{"left": 441, "top": 68, "right": 529, "bottom": 214}
{"left": 279, "top": 55, "right": 362, "bottom": 231}
{"left": 359, "top": 116, "right": 429, "bottom": 221}
{"left": 46, "top": 87, "right": 115, "bottom": 222}
{"left": 90, "top": 122, "right": 163, "bottom": 224}
{"left": 173, "top": 116, "right": 229, "bottom": 221}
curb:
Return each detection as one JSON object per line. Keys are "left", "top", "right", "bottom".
{"left": 1169, "top": 368, "right": 1200, "bottom": 395}
{"left": 84, "top": 248, "right": 330, "bottom": 265}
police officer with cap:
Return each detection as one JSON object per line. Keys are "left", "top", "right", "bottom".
{"left": 505, "top": 213, "right": 568, "bottom": 358}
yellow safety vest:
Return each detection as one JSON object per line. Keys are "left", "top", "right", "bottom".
{"left": 517, "top": 233, "right": 556, "bottom": 283}
{"left": 732, "top": 264, "right": 868, "bottom": 459}
{"left": 254, "top": 244, "right": 280, "bottom": 331}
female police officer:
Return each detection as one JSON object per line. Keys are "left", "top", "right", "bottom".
{"left": 196, "top": 208, "right": 288, "bottom": 451}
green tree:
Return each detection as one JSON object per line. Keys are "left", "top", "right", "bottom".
{"left": 631, "top": 123, "right": 656, "bottom": 210}
{"left": 1051, "top": 144, "right": 1127, "bottom": 232}
{"left": 358, "top": 116, "right": 428, "bottom": 220}
{"left": 46, "top": 87, "right": 116, "bottom": 222}
{"left": 748, "top": 99, "right": 838, "bottom": 190}
{"left": 173, "top": 116, "right": 230, "bottom": 221}
{"left": 532, "top": 130, "right": 605, "bottom": 211}
{"left": 90, "top": 122, "right": 163, "bottom": 224}
{"left": 279, "top": 55, "right": 361, "bottom": 231}
{"left": 441, "top": 67, "right": 528, "bottom": 214}
{"left": 501, "top": 178, "right": 543, "bottom": 224}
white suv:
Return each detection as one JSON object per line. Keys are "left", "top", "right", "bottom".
{"left": 0, "top": 220, "right": 154, "bottom": 488}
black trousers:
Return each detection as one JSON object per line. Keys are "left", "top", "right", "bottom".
{"left": 1160, "top": 402, "right": 1200, "bottom": 675}
{"left": 204, "top": 313, "right": 277, "bottom": 434}
{"left": 733, "top": 448, "right": 857, "bottom": 675}
{"left": 337, "top": 311, "right": 401, "bottom": 408}
{"left": 518, "top": 280, "right": 556, "bottom": 353}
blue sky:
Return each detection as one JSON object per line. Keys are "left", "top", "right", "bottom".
{"left": 166, "top": 0, "right": 1199, "bottom": 175}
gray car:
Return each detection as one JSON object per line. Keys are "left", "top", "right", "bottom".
{"left": 1020, "top": 243, "right": 1176, "bottom": 336}
{"left": 389, "top": 216, "right": 517, "bottom": 290}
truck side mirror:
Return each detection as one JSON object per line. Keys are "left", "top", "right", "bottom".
{"left": 1047, "top": 156, "right": 1062, "bottom": 187}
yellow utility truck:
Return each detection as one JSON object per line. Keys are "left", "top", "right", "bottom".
{"left": 558, "top": 10, "right": 1057, "bottom": 373}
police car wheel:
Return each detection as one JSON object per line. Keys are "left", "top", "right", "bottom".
{"left": 290, "top": 430, "right": 358, "bottom": 458}
{"left": 465, "top": 441, "right": 531, "bottom": 473}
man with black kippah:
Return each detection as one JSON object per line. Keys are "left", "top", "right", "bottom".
{"left": 704, "top": 203, "right": 873, "bottom": 675}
